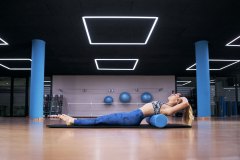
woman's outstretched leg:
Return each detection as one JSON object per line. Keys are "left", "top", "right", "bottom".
{"left": 95, "top": 109, "right": 144, "bottom": 126}
{"left": 58, "top": 109, "right": 145, "bottom": 126}
{"left": 58, "top": 114, "right": 97, "bottom": 126}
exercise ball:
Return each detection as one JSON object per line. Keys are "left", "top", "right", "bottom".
{"left": 141, "top": 92, "right": 153, "bottom": 103}
{"left": 104, "top": 96, "right": 113, "bottom": 105}
{"left": 119, "top": 92, "right": 131, "bottom": 103}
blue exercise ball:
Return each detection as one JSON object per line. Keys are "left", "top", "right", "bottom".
{"left": 119, "top": 92, "right": 131, "bottom": 103}
{"left": 104, "top": 96, "right": 113, "bottom": 104}
{"left": 141, "top": 92, "right": 153, "bottom": 103}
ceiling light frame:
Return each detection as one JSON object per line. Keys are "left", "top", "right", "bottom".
{"left": 186, "top": 59, "right": 240, "bottom": 71}
{"left": 0, "top": 37, "right": 8, "bottom": 45}
{"left": 0, "top": 58, "right": 32, "bottom": 71}
{"left": 94, "top": 59, "right": 139, "bottom": 70}
{"left": 82, "top": 16, "right": 158, "bottom": 45}
{"left": 225, "top": 35, "right": 240, "bottom": 47}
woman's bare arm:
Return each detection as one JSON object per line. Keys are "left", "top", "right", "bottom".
{"left": 160, "top": 97, "right": 189, "bottom": 116}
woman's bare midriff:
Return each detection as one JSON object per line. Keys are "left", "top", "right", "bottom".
{"left": 139, "top": 102, "right": 172, "bottom": 117}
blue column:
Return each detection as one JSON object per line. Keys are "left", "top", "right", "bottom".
{"left": 30, "top": 39, "right": 46, "bottom": 119}
{"left": 195, "top": 40, "right": 211, "bottom": 117}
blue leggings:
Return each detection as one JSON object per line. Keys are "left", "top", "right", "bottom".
{"left": 74, "top": 109, "right": 145, "bottom": 126}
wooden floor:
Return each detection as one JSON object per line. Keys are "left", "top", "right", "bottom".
{"left": 0, "top": 117, "right": 240, "bottom": 160}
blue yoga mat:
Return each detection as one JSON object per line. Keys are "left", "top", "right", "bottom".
{"left": 47, "top": 124, "right": 191, "bottom": 129}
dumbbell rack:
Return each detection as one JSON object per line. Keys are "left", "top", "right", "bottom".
{"left": 44, "top": 94, "right": 63, "bottom": 117}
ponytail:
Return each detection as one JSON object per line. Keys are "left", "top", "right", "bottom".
{"left": 182, "top": 104, "right": 194, "bottom": 125}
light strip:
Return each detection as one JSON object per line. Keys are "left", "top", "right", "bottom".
{"left": 0, "top": 58, "right": 32, "bottom": 71}
{"left": 186, "top": 59, "right": 240, "bottom": 71}
{"left": 44, "top": 81, "right": 51, "bottom": 83}
{"left": 94, "top": 59, "right": 139, "bottom": 70}
{"left": 10, "top": 68, "right": 31, "bottom": 71}
{"left": 0, "top": 58, "right": 32, "bottom": 61}
{"left": 82, "top": 16, "right": 158, "bottom": 45}
{"left": 176, "top": 81, "right": 192, "bottom": 86}
{"left": 225, "top": 35, "right": 240, "bottom": 47}
{"left": 0, "top": 38, "right": 8, "bottom": 45}
{"left": 0, "top": 64, "right": 10, "bottom": 70}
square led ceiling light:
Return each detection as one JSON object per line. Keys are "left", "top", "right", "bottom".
{"left": 82, "top": 16, "right": 158, "bottom": 45}
{"left": 0, "top": 58, "right": 31, "bottom": 70}
{"left": 0, "top": 37, "right": 8, "bottom": 45}
{"left": 226, "top": 35, "right": 240, "bottom": 47}
{"left": 94, "top": 59, "right": 139, "bottom": 70}
{"left": 186, "top": 59, "right": 240, "bottom": 71}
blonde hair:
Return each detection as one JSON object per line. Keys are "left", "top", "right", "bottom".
{"left": 182, "top": 104, "right": 194, "bottom": 125}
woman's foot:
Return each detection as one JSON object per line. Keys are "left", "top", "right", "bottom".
{"left": 58, "top": 114, "right": 76, "bottom": 125}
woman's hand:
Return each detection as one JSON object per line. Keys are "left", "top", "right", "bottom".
{"left": 179, "top": 97, "right": 189, "bottom": 106}
{"left": 177, "top": 97, "right": 189, "bottom": 104}
{"left": 180, "top": 97, "right": 188, "bottom": 102}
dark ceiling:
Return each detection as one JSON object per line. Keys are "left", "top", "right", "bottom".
{"left": 0, "top": 0, "right": 240, "bottom": 76}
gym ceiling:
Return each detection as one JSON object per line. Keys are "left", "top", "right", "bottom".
{"left": 0, "top": 0, "right": 240, "bottom": 76}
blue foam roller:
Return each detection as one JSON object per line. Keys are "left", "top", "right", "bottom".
{"left": 147, "top": 114, "right": 168, "bottom": 128}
